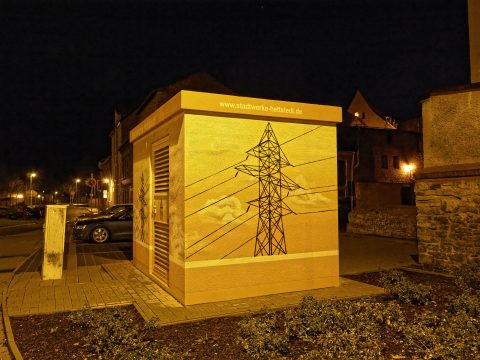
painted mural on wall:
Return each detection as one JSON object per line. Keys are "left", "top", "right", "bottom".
{"left": 235, "top": 123, "right": 301, "bottom": 256}
{"left": 184, "top": 116, "right": 338, "bottom": 261}
{"left": 134, "top": 171, "right": 149, "bottom": 243}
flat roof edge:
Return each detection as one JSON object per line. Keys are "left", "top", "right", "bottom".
{"left": 130, "top": 90, "right": 342, "bottom": 143}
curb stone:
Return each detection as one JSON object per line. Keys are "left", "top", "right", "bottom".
{"left": 2, "top": 246, "right": 43, "bottom": 360}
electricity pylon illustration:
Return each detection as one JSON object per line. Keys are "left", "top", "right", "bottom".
{"left": 236, "top": 123, "right": 301, "bottom": 256}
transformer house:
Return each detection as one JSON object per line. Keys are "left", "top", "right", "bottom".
{"left": 130, "top": 90, "right": 342, "bottom": 305}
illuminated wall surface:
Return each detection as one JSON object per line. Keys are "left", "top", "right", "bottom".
{"left": 131, "top": 91, "right": 342, "bottom": 305}
{"left": 469, "top": 0, "right": 480, "bottom": 84}
{"left": 422, "top": 89, "right": 480, "bottom": 169}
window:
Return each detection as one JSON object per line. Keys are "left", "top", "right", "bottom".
{"left": 337, "top": 160, "right": 346, "bottom": 186}
{"left": 381, "top": 155, "right": 388, "bottom": 169}
{"left": 122, "top": 155, "right": 132, "bottom": 179}
{"left": 387, "top": 132, "right": 392, "bottom": 144}
{"left": 393, "top": 156, "right": 400, "bottom": 169}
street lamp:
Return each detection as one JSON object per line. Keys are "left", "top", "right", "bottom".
{"left": 402, "top": 163, "right": 416, "bottom": 181}
{"left": 75, "top": 178, "right": 81, "bottom": 204}
{"left": 28, "top": 172, "right": 37, "bottom": 205}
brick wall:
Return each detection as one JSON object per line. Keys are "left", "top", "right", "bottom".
{"left": 347, "top": 206, "right": 417, "bottom": 240}
{"left": 415, "top": 178, "right": 480, "bottom": 268}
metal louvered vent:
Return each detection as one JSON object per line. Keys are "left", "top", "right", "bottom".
{"left": 153, "top": 222, "right": 169, "bottom": 282}
{"left": 152, "top": 144, "right": 169, "bottom": 284}
{"left": 154, "top": 146, "right": 169, "bottom": 192}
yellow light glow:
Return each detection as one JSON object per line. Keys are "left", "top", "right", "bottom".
{"left": 75, "top": 178, "right": 81, "bottom": 183}
{"left": 29, "top": 172, "right": 37, "bottom": 178}
{"left": 103, "top": 178, "right": 110, "bottom": 184}
{"left": 16, "top": 194, "right": 24, "bottom": 199}
{"left": 402, "top": 163, "right": 416, "bottom": 173}
{"left": 354, "top": 112, "right": 360, "bottom": 117}
{"left": 54, "top": 191, "right": 58, "bottom": 195}
{"left": 37, "top": 195, "right": 41, "bottom": 198}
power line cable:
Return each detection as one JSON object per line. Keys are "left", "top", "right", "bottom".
{"left": 301, "top": 184, "right": 337, "bottom": 190}
{"left": 185, "top": 156, "right": 248, "bottom": 188}
{"left": 185, "top": 173, "right": 238, "bottom": 201}
{"left": 291, "top": 209, "right": 337, "bottom": 215}
{"left": 186, "top": 214, "right": 257, "bottom": 259}
{"left": 184, "top": 126, "right": 328, "bottom": 188}
{"left": 292, "top": 155, "right": 336, "bottom": 168}
{"left": 285, "top": 189, "right": 337, "bottom": 198}
{"left": 280, "top": 126, "right": 323, "bottom": 146}
{"left": 185, "top": 182, "right": 256, "bottom": 218}
{"left": 186, "top": 207, "right": 250, "bottom": 250}
{"left": 221, "top": 235, "right": 256, "bottom": 259}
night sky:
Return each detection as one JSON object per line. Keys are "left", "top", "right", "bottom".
{"left": 0, "top": 0, "right": 470, "bottom": 191}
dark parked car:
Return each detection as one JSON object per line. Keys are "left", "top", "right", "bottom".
{"left": 0, "top": 206, "right": 9, "bottom": 218}
{"left": 8, "top": 204, "right": 42, "bottom": 220}
{"left": 76, "top": 204, "right": 132, "bottom": 220}
{"left": 72, "top": 205, "right": 133, "bottom": 243}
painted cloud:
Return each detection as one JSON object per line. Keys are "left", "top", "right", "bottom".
{"left": 200, "top": 196, "right": 246, "bottom": 224}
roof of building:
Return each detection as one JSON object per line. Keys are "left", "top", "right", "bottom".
{"left": 346, "top": 90, "right": 397, "bottom": 130}
{"left": 135, "top": 72, "right": 236, "bottom": 119}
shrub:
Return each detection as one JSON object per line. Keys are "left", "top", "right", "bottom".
{"left": 237, "top": 310, "right": 289, "bottom": 359}
{"left": 67, "top": 307, "right": 190, "bottom": 359}
{"left": 68, "top": 307, "right": 141, "bottom": 357}
{"left": 454, "top": 262, "right": 480, "bottom": 291}
{"left": 379, "top": 270, "right": 434, "bottom": 305}
{"left": 403, "top": 310, "right": 480, "bottom": 359}
{"left": 284, "top": 296, "right": 404, "bottom": 359}
{"left": 450, "top": 290, "right": 480, "bottom": 317}
{"left": 122, "top": 345, "right": 191, "bottom": 360}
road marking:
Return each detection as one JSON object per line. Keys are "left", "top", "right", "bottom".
{"left": 0, "top": 223, "right": 38, "bottom": 229}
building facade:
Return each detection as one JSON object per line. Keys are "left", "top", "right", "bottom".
{"left": 338, "top": 90, "right": 423, "bottom": 237}
{"left": 110, "top": 72, "right": 236, "bottom": 205}
{"left": 130, "top": 90, "right": 342, "bottom": 305}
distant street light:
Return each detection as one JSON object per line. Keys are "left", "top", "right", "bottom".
{"left": 28, "top": 172, "right": 37, "bottom": 206}
{"left": 75, "top": 179, "right": 81, "bottom": 204}
{"left": 402, "top": 163, "right": 416, "bottom": 181}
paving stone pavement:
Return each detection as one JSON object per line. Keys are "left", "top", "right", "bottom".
{"left": 6, "top": 261, "right": 384, "bottom": 326}
{"left": 1, "top": 273, "right": 13, "bottom": 360}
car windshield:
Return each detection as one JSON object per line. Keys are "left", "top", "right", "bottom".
{"left": 102, "top": 206, "right": 130, "bottom": 216}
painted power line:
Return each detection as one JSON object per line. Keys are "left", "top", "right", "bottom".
{"left": 236, "top": 123, "right": 301, "bottom": 256}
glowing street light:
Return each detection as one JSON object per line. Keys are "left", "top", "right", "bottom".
{"left": 28, "top": 172, "right": 37, "bottom": 205}
{"left": 75, "top": 178, "right": 81, "bottom": 203}
{"left": 402, "top": 163, "right": 416, "bottom": 180}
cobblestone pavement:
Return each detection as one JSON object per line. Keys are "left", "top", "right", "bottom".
{"left": 6, "top": 262, "right": 384, "bottom": 326}
{"left": 2, "top": 228, "right": 418, "bottom": 357}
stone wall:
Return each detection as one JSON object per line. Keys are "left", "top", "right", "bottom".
{"left": 422, "top": 89, "right": 480, "bottom": 168}
{"left": 355, "top": 182, "right": 412, "bottom": 208}
{"left": 347, "top": 206, "right": 417, "bottom": 240}
{"left": 415, "top": 178, "right": 480, "bottom": 268}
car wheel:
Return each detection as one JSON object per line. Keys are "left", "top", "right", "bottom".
{"left": 90, "top": 226, "right": 110, "bottom": 243}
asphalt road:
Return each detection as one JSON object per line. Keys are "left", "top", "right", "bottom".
{"left": 0, "top": 221, "right": 43, "bottom": 272}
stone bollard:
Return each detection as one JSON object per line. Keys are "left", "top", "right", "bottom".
{"left": 42, "top": 204, "right": 68, "bottom": 280}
